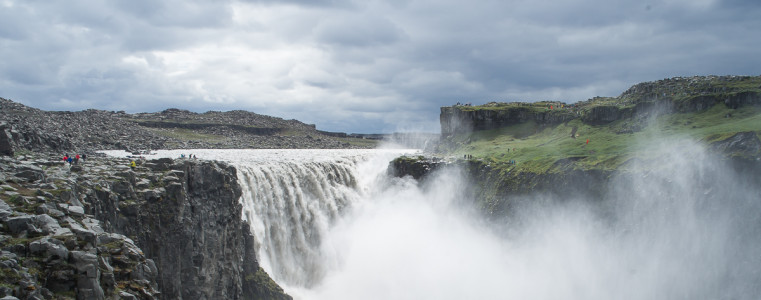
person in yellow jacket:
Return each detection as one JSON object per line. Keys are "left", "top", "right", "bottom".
{"left": 130, "top": 160, "right": 136, "bottom": 170}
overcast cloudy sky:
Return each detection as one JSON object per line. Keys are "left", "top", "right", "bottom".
{"left": 1, "top": 0, "right": 759, "bottom": 133}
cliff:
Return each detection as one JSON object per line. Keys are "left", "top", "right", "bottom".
{"left": 441, "top": 76, "right": 761, "bottom": 136}
{"left": 397, "top": 75, "right": 761, "bottom": 217}
{"left": 0, "top": 155, "right": 291, "bottom": 300}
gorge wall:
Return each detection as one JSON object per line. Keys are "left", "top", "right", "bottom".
{"left": 418, "top": 76, "right": 761, "bottom": 217}
{"left": 80, "top": 158, "right": 291, "bottom": 300}
{"left": 441, "top": 76, "right": 761, "bottom": 136}
{"left": 0, "top": 155, "right": 291, "bottom": 300}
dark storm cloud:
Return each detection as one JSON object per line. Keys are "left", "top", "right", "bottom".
{"left": 1, "top": 0, "right": 759, "bottom": 133}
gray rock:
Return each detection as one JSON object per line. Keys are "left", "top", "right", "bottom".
{"left": 98, "top": 256, "right": 113, "bottom": 273}
{"left": 70, "top": 251, "right": 104, "bottom": 300}
{"left": 135, "top": 178, "right": 151, "bottom": 189}
{"left": 45, "top": 207, "right": 66, "bottom": 219}
{"left": 33, "top": 214, "right": 70, "bottom": 236}
{"left": 0, "top": 199, "right": 12, "bottom": 220}
{"left": 14, "top": 164, "right": 44, "bottom": 182}
{"left": 162, "top": 175, "right": 180, "bottom": 184}
{"left": 68, "top": 222, "right": 97, "bottom": 246}
{"left": 0, "top": 121, "right": 14, "bottom": 156}
{"left": 5, "top": 215, "right": 40, "bottom": 236}
{"left": 29, "top": 238, "right": 69, "bottom": 260}
{"left": 81, "top": 218, "right": 104, "bottom": 234}
{"left": 96, "top": 233, "right": 131, "bottom": 246}
{"left": 59, "top": 190, "right": 83, "bottom": 207}
{"left": 131, "top": 259, "right": 158, "bottom": 283}
{"left": 3, "top": 190, "right": 20, "bottom": 198}
{"left": 67, "top": 205, "right": 85, "bottom": 217}
{"left": 115, "top": 169, "right": 136, "bottom": 178}
{"left": 140, "top": 188, "right": 165, "bottom": 202}
{"left": 711, "top": 131, "right": 761, "bottom": 158}
{"left": 118, "top": 291, "right": 138, "bottom": 300}
{"left": 111, "top": 180, "right": 133, "bottom": 194}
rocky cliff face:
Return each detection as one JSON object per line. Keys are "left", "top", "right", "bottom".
{"left": 441, "top": 76, "right": 761, "bottom": 135}
{"left": 391, "top": 132, "right": 761, "bottom": 217}
{"left": 440, "top": 104, "right": 577, "bottom": 136}
{"left": 0, "top": 155, "right": 291, "bottom": 300}
{"left": 80, "top": 158, "right": 290, "bottom": 300}
{"left": 0, "top": 155, "right": 160, "bottom": 299}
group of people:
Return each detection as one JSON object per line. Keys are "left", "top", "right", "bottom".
{"left": 180, "top": 154, "right": 197, "bottom": 159}
{"left": 62, "top": 153, "right": 86, "bottom": 165}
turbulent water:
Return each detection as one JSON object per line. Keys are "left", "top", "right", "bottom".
{"left": 106, "top": 146, "right": 761, "bottom": 300}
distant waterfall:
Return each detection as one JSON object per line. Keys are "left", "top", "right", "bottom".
{"left": 236, "top": 156, "right": 367, "bottom": 287}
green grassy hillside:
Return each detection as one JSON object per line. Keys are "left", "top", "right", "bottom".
{"left": 437, "top": 87, "right": 761, "bottom": 176}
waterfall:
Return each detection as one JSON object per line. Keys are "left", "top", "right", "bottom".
{"left": 234, "top": 150, "right": 409, "bottom": 288}
{"left": 112, "top": 148, "right": 761, "bottom": 299}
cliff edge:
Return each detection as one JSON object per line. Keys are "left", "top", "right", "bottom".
{"left": 0, "top": 155, "right": 291, "bottom": 300}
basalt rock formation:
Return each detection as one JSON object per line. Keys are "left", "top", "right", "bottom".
{"left": 441, "top": 76, "right": 761, "bottom": 136}
{"left": 0, "top": 155, "right": 160, "bottom": 299}
{"left": 0, "top": 155, "right": 291, "bottom": 300}
{"left": 398, "top": 76, "right": 761, "bottom": 217}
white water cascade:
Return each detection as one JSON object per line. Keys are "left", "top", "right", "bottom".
{"left": 104, "top": 146, "right": 761, "bottom": 300}
{"left": 235, "top": 151, "right": 379, "bottom": 287}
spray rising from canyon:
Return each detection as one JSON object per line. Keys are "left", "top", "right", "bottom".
{"left": 139, "top": 145, "right": 761, "bottom": 299}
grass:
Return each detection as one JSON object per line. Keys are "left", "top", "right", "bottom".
{"left": 440, "top": 103, "right": 761, "bottom": 174}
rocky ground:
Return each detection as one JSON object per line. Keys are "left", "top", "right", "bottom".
{"left": 0, "top": 154, "right": 160, "bottom": 299}
{"left": 0, "top": 154, "right": 290, "bottom": 300}
{"left": 0, "top": 98, "right": 376, "bottom": 156}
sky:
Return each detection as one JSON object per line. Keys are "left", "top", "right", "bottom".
{"left": 1, "top": 0, "right": 759, "bottom": 133}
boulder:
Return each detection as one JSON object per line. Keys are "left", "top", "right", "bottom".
{"left": 5, "top": 215, "right": 41, "bottom": 236}
{"left": 67, "top": 205, "right": 85, "bottom": 217}
{"left": 69, "top": 222, "right": 97, "bottom": 246}
{"left": 29, "top": 237, "right": 69, "bottom": 261}
{"left": 14, "top": 166, "right": 45, "bottom": 183}
{"left": 0, "top": 199, "right": 12, "bottom": 221}
{"left": 34, "top": 214, "right": 70, "bottom": 236}
{"left": 0, "top": 122, "right": 14, "bottom": 156}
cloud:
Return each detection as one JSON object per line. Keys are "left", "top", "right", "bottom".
{"left": 314, "top": 13, "right": 404, "bottom": 48}
{"left": 1, "top": 0, "right": 759, "bottom": 133}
